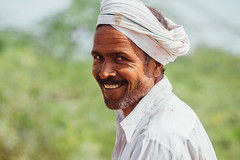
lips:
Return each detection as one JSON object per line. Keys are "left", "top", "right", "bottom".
{"left": 97, "top": 77, "right": 127, "bottom": 91}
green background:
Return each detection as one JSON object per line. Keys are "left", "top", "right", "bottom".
{"left": 0, "top": 0, "right": 239, "bottom": 159}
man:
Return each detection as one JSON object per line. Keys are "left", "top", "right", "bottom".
{"left": 91, "top": 0, "right": 217, "bottom": 159}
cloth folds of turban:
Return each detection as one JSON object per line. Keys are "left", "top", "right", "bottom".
{"left": 97, "top": 0, "right": 190, "bottom": 65}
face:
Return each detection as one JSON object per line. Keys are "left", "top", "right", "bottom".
{"left": 92, "top": 25, "right": 158, "bottom": 114}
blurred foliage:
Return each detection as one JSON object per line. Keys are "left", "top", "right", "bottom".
{"left": 0, "top": 0, "right": 240, "bottom": 159}
{"left": 0, "top": 46, "right": 116, "bottom": 160}
{"left": 34, "top": 0, "right": 100, "bottom": 59}
{"left": 166, "top": 47, "right": 240, "bottom": 160}
{"left": 1, "top": 39, "right": 240, "bottom": 159}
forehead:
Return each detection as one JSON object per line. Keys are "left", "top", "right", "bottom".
{"left": 92, "top": 25, "right": 139, "bottom": 55}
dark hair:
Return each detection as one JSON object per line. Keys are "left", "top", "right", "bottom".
{"left": 146, "top": 5, "right": 170, "bottom": 31}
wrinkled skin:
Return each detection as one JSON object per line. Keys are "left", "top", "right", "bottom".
{"left": 91, "top": 25, "right": 162, "bottom": 117}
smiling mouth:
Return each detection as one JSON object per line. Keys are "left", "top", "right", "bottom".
{"left": 103, "top": 83, "right": 124, "bottom": 90}
{"left": 97, "top": 77, "right": 127, "bottom": 90}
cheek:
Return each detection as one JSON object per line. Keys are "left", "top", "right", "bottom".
{"left": 122, "top": 66, "right": 153, "bottom": 89}
{"left": 92, "top": 64, "right": 100, "bottom": 80}
{"left": 119, "top": 67, "right": 144, "bottom": 84}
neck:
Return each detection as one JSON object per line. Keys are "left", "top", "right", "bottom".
{"left": 121, "top": 99, "right": 141, "bottom": 117}
{"left": 122, "top": 75, "right": 164, "bottom": 117}
{"left": 155, "top": 74, "right": 164, "bottom": 84}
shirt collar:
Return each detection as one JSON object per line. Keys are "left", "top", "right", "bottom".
{"left": 116, "top": 75, "right": 173, "bottom": 143}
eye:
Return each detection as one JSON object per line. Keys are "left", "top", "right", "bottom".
{"left": 94, "top": 55, "right": 104, "bottom": 61}
{"left": 115, "top": 56, "right": 128, "bottom": 62}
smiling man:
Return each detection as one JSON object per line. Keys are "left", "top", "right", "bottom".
{"left": 91, "top": 0, "right": 217, "bottom": 159}
{"left": 92, "top": 25, "right": 160, "bottom": 117}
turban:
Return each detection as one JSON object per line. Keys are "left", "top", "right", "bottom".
{"left": 97, "top": 0, "right": 190, "bottom": 65}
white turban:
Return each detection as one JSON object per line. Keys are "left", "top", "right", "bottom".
{"left": 97, "top": 0, "right": 190, "bottom": 65}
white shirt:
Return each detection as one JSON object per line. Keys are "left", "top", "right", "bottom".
{"left": 112, "top": 76, "right": 217, "bottom": 160}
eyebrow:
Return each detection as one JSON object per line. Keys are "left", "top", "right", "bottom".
{"left": 91, "top": 51, "right": 130, "bottom": 58}
{"left": 109, "top": 52, "right": 128, "bottom": 57}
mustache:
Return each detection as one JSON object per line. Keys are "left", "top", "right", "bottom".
{"left": 97, "top": 77, "right": 127, "bottom": 85}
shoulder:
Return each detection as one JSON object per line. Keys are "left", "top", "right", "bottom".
{"left": 128, "top": 93, "right": 217, "bottom": 159}
{"left": 145, "top": 93, "right": 203, "bottom": 157}
{"left": 149, "top": 92, "right": 200, "bottom": 137}
{"left": 130, "top": 91, "right": 217, "bottom": 160}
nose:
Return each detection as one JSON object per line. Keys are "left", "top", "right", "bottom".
{"left": 99, "top": 62, "right": 116, "bottom": 79}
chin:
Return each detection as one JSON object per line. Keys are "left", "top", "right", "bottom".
{"left": 104, "top": 96, "right": 130, "bottom": 110}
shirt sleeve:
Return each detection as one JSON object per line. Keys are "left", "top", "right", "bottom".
{"left": 129, "top": 138, "right": 183, "bottom": 160}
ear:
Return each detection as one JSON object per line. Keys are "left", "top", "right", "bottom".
{"left": 153, "top": 61, "right": 163, "bottom": 78}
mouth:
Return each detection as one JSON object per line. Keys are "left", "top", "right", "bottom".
{"left": 103, "top": 82, "right": 126, "bottom": 90}
{"left": 97, "top": 77, "right": 127, "bottom": 91}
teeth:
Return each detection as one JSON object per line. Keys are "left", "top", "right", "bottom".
{"left": 104, "top": 84, "right": 120, "bottom": 89}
